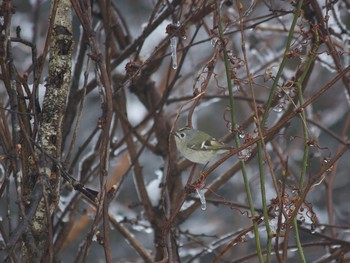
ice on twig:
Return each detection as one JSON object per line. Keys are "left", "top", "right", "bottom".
{"left": 196, "top": 188, "right": 207, "bottom": 211}
{"left": 210, "top": 37, "right": 219, "bottom": 47}
{"left": 170, "top": 36, "right": 178, "bottom": 69}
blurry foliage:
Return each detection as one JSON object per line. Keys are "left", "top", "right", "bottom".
{"left": 0, "top": 0, "right": 350, "bottom": 262}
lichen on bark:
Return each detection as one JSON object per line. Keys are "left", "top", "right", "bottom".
{"left": 24, "top": 0, "right": 73, "bottom": 260}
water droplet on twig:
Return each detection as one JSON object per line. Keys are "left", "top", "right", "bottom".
{"left": 210, "top": 37, "right": 219, "bottom": 47}
{"left": 237, "top": 147, "right": 252, "bottom": 161}
{"left": 273, "top": 103, "right": 284, "bottom": 112}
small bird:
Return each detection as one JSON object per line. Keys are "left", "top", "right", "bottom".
{"left": 172, "top": 127, "right": 231, "bottom": 164}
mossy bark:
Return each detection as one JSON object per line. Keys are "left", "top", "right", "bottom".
{"left": 23, "top": 0, "right": 73, "bottom": 261}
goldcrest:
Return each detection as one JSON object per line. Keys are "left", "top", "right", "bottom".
{"left": 172, "top": 127, "right": 231, "bottom": 164}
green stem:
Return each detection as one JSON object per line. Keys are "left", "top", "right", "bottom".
{"left": 293, "top": 218, "right": 306, "bottom": 263}
{"left": 257, "top": 0, "right": 307, "bottom": 261}
{"left": 216, "top": 1, "right": 263, "bottom": 262}
{"left": 293, "top": 26, "right": 319, "bottom": 263}
{"left": 297, "top": 27, "right": 319, "bottom": 187}
{"left": 261, "top": 0, "right": 305, "bottom": 127}
{"left": 257, "top": 142, "right": 272, "bottom": 262}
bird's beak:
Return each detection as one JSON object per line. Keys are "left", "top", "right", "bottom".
{"left": 170, "top": 131, "right": 178, "bottom": 137}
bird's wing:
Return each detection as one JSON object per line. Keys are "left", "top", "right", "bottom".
{"left": 188, "top": 138, "right": 227, "bottom": 151}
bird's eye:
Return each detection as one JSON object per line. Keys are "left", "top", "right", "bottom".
{"left": 180, "top": 132, "right": 186, "bottom": 138}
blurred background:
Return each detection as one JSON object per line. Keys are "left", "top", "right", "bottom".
{"left": 1, "top": 0, "right": 350, "bottom": 262}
